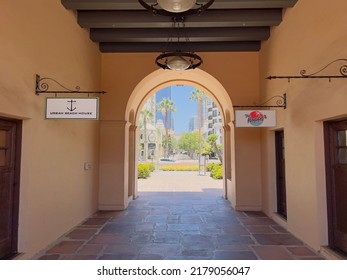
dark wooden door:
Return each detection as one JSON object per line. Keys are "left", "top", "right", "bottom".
{"left": 325, "top": 120, "right": 347, "bottom": 254}
{"left": 275, "top": 130, "right": 287, "bottom": 218}
{"left": 0, "top": 119, "right": 21, "bottom": 259}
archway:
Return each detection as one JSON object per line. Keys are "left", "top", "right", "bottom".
{"left": 125, "top": 69, "right": 235, "bottom": 203}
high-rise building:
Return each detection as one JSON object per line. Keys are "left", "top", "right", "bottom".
{"left": 189, "top": 115, "right": 198, "bottom": 132}
{"left": 156, "top": 86, "right": 174, "bottom": 131}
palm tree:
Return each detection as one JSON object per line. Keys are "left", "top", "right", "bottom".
{"left": 157, "top": 98, "right": 176, "bottom": 158}
{"left": 190, "top": 89, "right": 207, "bottom": 154}
{"left": 140, "top": 109, "right": 153, "bottom": 161}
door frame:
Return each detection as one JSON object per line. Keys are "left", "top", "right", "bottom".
{"left": 324, "top": 118, "right": 347, "bottom": 254}
{"left": 0, "top": 117, "right": 22, "bottom": 259}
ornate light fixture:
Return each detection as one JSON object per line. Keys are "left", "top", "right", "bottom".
{"left": 155, "top": 18, "right": 202, "bottom": 70}
{"left": 138, "top": 0, "right": 215, "bottom": 17}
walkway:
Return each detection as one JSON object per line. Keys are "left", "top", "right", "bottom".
{"left": 36, "top": 171, "right": 324, "bottom": 260}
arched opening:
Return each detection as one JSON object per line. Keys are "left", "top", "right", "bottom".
{"left": 125, "top": 69, "right": 235, "bottom": 203}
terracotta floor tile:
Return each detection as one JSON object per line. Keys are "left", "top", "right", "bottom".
{"left": 286, "top": 246, "right": 318, "bottom": 256}
{"left": 93, "top": 211, "right": 120, "bottom": 218}
{"left": 140, "top": 244, "right": 181, "bottom": 256}
{"left": 271, "top": 225, "right": 288, "bottom": 233}
{"left": 167, "top": 224, "right": 200, "bottom": 231}
{"left": 38, "top": 254, "right": 60, "bottom": 260}
{"left": 135, "top": 222, "right": 155, "bottom": 232}
{"left": 131, "top": 233, "right": 151, "bottom": 244}
{"left": 153, "top": 231, "right": 181, "bottom": 244}
{"left": 66, "top": 228, "right": 98, "bottom": 240}
{"left": 104, "top": 244, "right": 141, "bottom": 255}
{"left": 47, "top": 241, "right": 84, "bottom": 254}
{"left": 137, "top": 254, "right": 165, "bottom": 260}
{"left": 181, "top": 235, "right": 215, "bottom": 250}
{"left": 180, "top": 214, "right": 203, "bottom": 224}
{"left": 217, "top": 235, "right": 254, "bottom": 245}
{"left": 78, "top": 244, "right": 104, "bottom": 255}
{"left": 82, "top": 217, "right": 109, "bottom": 227}
{"left": 252, "top": 246, "right": 295, "bottom": 260}
{"left": 88, "top": 234, "right": 130, "bottom": 244}
{"left": 213, "top": 250, "right": 258, "bottom": 260}
{"left": 99, "top": 253, "right": 137, "bottom": 260}
{"left": 253, "top": 234, "right": 303, "bottom": 246}
{"left": 216, "top": 244, "right": 251, "bottom": 251}
{"left": 246, "top": 225, "right": 277, "bottom": 234}
{"left": 243, "top": 211, "right": 267, "bottom": 218}
{"left": 61, "top": 255, "right": 98, "bottom": 260}
{"left": 100, "top": 223, "right": 135, "bottom": 234}
{"left": 239, "top": 217, "right": 277, "bottom": 226}
{"left": 34, "top": 172, "right": 325, "bottom": 260}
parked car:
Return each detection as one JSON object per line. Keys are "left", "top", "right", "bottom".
{"left": 159, "top": 158, "right": 176, "bottom": 162}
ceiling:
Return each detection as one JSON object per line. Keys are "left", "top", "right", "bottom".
{"left": 61, "top": 0, "right": 298, "bottom": 53}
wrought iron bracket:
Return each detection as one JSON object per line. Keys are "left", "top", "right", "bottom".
{"left": 35, "top": 74, "right": 107, "bottom": 95}
{"left": 233, "top": 93, "right": 287, "bottom": 110}
{"left": 267, "top": 59, "right": 347, "bottom": 82}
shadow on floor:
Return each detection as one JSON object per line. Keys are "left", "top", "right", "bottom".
{"left": 36, "top": 189, "right": 324, "bottom": 260}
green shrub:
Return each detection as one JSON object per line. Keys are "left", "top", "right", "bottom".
{"left": 138, "top": 163, "right": 150, "bottom": 179}
{"left": 210, "top": 164, "right": 223, "bottom": 179}
{"left": 206, "top": 162, "right": 217, "bottom": 171}
{"left": 159, "top": 165, "right": 199, "bottom": 171}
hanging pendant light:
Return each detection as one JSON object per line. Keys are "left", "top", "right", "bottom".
{"left": 157, "top": 0, "right": 196, "bottom": 13}
{"left": 154, "top": 17, "right": 203, "bottom": 71}
{"left": 138, "top": 0, "right": 214, "bottom": 17}
{"left": 156, "top": 51, "right": 202, "bottom": 71}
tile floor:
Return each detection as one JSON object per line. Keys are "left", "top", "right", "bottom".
{"left": 36, "top": 172, "right": 324, "bottom": 260}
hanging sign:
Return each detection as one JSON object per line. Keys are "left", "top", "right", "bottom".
{"left": 235, "top": 110, "right": 276, "bottom": 127}
{"left": 46, "top": 98, "right": 99, "bottom": 120}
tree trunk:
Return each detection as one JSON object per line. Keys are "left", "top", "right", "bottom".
{"left": 165, "top": 111, "right": 169, "bottom": 158}
{"left": 198, "top": 98, "right": 202, "bottom": 155}
{"left": 213, "top": 141, "right": 223, "bottom": 164}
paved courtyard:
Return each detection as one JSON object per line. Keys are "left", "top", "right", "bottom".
{"left": 36, "top": 171, "right": 324, "bottom": 260}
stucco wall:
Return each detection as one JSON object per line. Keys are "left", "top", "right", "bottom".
{"left": 0, "top": 0, "right": 101, "bottom": 258}
{"left": 260, "top": 0, "right": 347, "bottom": 250}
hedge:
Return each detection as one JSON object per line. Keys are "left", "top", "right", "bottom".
{"left": 210, "top": 163, "right": 223, "bottom": 179}
{"left": 160, "top": 165, "right": 199, "bottom": 171}
{"left": 138, "top": 163, "right": 151, "bottom": 179}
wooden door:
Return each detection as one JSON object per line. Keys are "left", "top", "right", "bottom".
{"left": 325, "top": 120, "right": 347, "bottom": 254}
{"left": 275, "top": 130, "right": 287, "bottom": 218}
{"left": 0, "top": 119, "right": 21, "bottom": 259}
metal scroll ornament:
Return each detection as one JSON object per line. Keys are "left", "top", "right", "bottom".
{"left": 233, "top": 93, "right": 286, "bottom": 109}
{"left": 35, "top": 74, "right": 107, "bottom": 95}
{"left": 267, "top": 59, "right": 347, "bottom": 82}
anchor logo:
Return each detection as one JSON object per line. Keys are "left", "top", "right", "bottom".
{"left": 67, "top": 99, "right": 77, "bottom": 111}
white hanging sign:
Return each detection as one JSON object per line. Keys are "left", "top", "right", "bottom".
{"left": 46, "top": 98, "right": 99, "bottom": 120}
{"left": 235, "top": 110, "right": 276, "bottom": 127}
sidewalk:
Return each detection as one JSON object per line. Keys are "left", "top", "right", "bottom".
{"left": 36, "top": 171, "right": 324, "bottom": 260}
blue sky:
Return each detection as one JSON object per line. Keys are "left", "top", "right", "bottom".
{"left": 170, "top": 85, "right": 198, "bottom": 134}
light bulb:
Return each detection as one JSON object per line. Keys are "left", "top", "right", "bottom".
{"left": 157, "top": 0, "right": 196, "bottom": 13}
{"left": 167, "top": 56, "right": 190, "bottom": 70}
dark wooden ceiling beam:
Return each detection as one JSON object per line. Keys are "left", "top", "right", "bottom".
{"left": 78, "top": 9, "right": 282, "bottom": 29}
{"left": 90, "top": 27, "right": 270, "bottom": 43}
{"left": 99, "top": 41, "right": 261, "bottom": 53}
{"left": 62, "top": 0, "right": 297, "bottom": 10}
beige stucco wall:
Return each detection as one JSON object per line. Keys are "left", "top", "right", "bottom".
{"left": 100, "top": 52, "right": 262, "bottom": 211}
{"left": 0, "top": 0, "right": 101, "bottom": 258}
{"left": 260, "top": 0, "right": 347, "bottom": 250}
